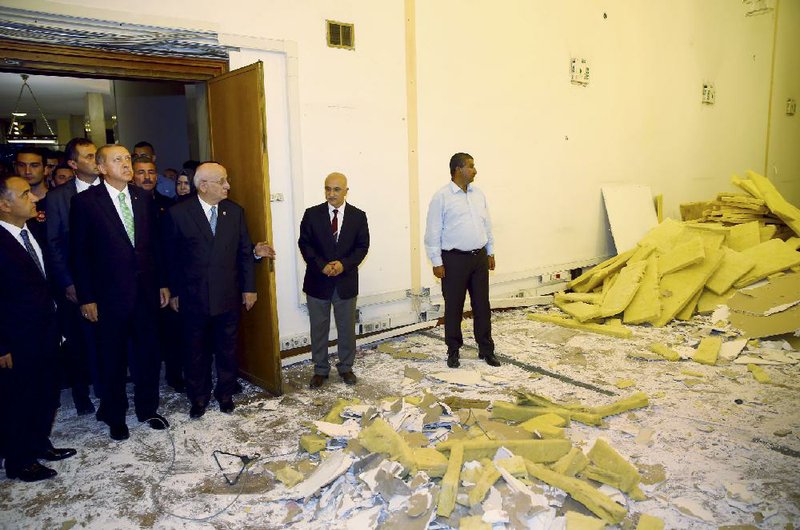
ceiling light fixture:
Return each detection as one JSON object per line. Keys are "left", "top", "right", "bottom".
{"left": 7, "top": 74, "right": 57, "bottom": 145}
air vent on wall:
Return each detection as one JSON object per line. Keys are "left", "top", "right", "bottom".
{"left": 327, "top": 20, "right": 354, "bottom": 50}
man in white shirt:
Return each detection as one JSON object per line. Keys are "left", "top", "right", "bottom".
{"left": 424, "top": 153, "right": 500, "bottom": 369}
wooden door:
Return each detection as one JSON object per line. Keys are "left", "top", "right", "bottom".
{"left": 207, "top": 62, "right": 282, "bottom": 395}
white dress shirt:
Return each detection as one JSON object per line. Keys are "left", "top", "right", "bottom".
{"left": 424, "top": 181, "right": 494, "bottom": 267}
{"left": 104, "top": 180, "right": 134, "bottom": 226}
{"left": 328, "top": 201, "right": 346, "bottom": 242}
{"left": 75, "top": 177, "right": 100, "bottom": 194}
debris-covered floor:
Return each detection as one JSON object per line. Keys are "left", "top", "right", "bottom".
{"left": 1, "top": 307, "right": 799, "bottom": 529}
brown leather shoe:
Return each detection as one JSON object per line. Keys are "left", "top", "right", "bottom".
{"left": 340, "top": 372, "right": 357, "bottom": 385}
{"left": 309, "top": 374, "right": 328, "bottom": 388}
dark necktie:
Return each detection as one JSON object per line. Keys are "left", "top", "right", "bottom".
{"left": 331, "top": 209, "right": 339, "bottom": 239}
{"left": 20, "top": 228, "right": 45, "bottom": 277}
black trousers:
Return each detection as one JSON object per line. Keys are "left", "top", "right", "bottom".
{"left": 56, "top": 294, "right": 95, "bottom": 402}
{"left": 158, "top": 306, "right": 184, "bottom": 387}
{"left": 94, "top": 297, "right": 161, "bottom": 426}
{"left": 181, "top": 309, "right": 240, "bottom": 407}
{"left": 441, "top": 248, "right": 494, "bottom": 355}
{"left": 0, "top": 327, "right": 60, "bottom": 472}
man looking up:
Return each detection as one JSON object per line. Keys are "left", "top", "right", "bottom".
{"left": 46, "top": 137, "right": 101, "bottom": 415}
{"left": 424, "top": 152, "right": 500, "bottom": 369}
{"left": 0, "top": 174, "right": 76, "bottom": 482}
{"left": 298, "top": 172, "right": 370, "bottom": 389}
{"left": 163, "top": 162, "right": 274, "bottom": 419}
{"left": 70, "top": 145, "right": 170, "bottom": 440}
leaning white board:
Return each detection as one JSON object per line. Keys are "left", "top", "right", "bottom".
{"left": 601, "top": 184, "right": 659, "bottom": 253}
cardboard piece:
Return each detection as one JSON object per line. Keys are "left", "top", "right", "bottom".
{"left": 728, "top": 273, "right": 800, "bottom": 338}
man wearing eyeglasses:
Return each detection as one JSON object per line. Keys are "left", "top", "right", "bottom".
{"left": 162, "top": 162, "right": 274, "bottom": 419}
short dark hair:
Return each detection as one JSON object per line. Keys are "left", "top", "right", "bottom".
{"left": 14, "top": 147, "right": 45, "bottom": 164}
{"left": 133, "top": 141, "right": 155, "bottom": 153}
{"left": 132, "top": 153, "right": 155, "bottom": 166}
{"left": 449, "top": 152, "right": 473, "bottom": 177}
{"left": 55, "top": 162, "right": 72, "bottom": 172}
{"left": 65, "top": 138, "right": 94, "bottom": 163}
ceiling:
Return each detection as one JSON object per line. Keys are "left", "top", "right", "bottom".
{"left": 0, "top": 72, "right": 115, "bottom": 119}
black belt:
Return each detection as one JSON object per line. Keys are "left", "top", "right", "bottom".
{"left": 443, "top": 248, "right": 484, "bottom": 255}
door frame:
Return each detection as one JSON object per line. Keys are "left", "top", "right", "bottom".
{"left": 0, "top": 39, "right": 228, "bottom": 81}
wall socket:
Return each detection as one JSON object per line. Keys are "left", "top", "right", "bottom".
{"left": 702, "top": 83, "right": 715, "bottom": 104}
{"left": 358, "top": 317, "right": 391, "bottom": 335}
{"left": 570, "top": 57, "right": 590, "bottom": 86}
{"left": 787, "top": 98, "right": 796, "bottom": 116}
{"left": 279, "top": 333, "right": 309, "bottom": 350}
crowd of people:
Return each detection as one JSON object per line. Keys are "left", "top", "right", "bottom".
{"left": 0, "top": 139, "right": 273, "bottom": 482}
{"left": 1, "top": 142, "right": 500, "bottom": 485}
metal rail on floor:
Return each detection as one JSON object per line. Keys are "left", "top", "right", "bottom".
{"left": 416, "top": 330, "right": 617, "bottom": 396}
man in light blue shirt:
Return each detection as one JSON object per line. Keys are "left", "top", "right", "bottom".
{"left": 424, "top": 153, "right": 500, "bottom": 368}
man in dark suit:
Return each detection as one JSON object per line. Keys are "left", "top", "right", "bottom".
{"left": 132, "top": 153, "right": 183, "bottom": 392}
{"left": 45, "top": 137, "right": 100, "bottom": 415}
{"left": 163, "top": 162, "right": 274, "bottom": 419}
{"left": 0, "top": 175, "right": 76, "bottom": 482}
{"left": 298, "top": 172, "right": 370, "bottom": 389}
{"left": 70, "top": 145, "right": 170, "bottom": 441}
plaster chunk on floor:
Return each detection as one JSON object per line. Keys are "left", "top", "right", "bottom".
{"left": 528, "top": 313, "right": 633, "bottom": 338}
{"left": 673, "top": 496, "right": 715, "bottom": 522}
{"left": 565, "top": 510, "right": 606, "bottom": 529}
{"left": 692, "top": 336, "right": 722, "bottom": 366}
{"left": 635, "top": 513, "right": 665, "bottom": 530}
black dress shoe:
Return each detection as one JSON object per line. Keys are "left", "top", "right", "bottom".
{"left": 141, "top": 414, "right": 169, "bottom": 430}
{"left": 189, "top": 404, "right": 206, "bottom": 419}
{"left": 340, "top": 372, "right": 357, "bottom": 386}
{"left": 219, "top": 399, "right": 235, "bottom": 414}
{"left": 309, "top": 374, "right": 328, "bottom": 388}
{"left": 447, "top": 350, "right": 460, "bottom": 368}
{"left": 39, "top": 447, "right": 77, "bottom": 461}
{"left": 6, "top": 462, "right": 57, "bottom": 482}
{"left": 109, "top": 424, "right": 130, "bottom": 441}
{"left": 75, "top": 398, "right": 95, "bottom": 416}
{"left": 168, "top": 380, "right": 186, "bottom": 393}
{"left": 479, "top": 352, "right": 501, "bottom": 367}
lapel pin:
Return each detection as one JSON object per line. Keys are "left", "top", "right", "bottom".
{"left": 222, "top": 211, "right": 227, "bottom": 216}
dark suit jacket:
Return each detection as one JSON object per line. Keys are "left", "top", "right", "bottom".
{"left": 44, "top": 178, "right": 79, "bottom": 290}
{"left": 163, "top": 197, "right": 256, "bottom": 316}
{"left": 0, "top": 225, "right": 58, "bottom": 363}
{"left": 70, "top": 183, "right": 162, "bottom": 315}
{"left": 298, "top": 202, "right": 369, "bottom": 300}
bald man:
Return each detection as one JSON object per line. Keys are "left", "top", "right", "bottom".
{"left": 298, "top": 172, "right": 370, "bottom": 388}
{"left": 163, "top": 162, "right": 274, "bottom": 419}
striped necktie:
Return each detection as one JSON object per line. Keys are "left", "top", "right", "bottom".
{"left": 210, "top": 205, "right": 218, "bottom": 235}
{"left": 118, "top": 191, "right": 135, "bottom": 245}
{"left": 20, "top": 228, "right": 45, "bottom": 277}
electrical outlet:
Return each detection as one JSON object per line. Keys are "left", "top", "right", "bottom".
{"left": 270, "top": 192, "right": 284, "bottom": 202}
{"left": 787, "top": 98, "right": 796, "bottom": 116}
{"left": 570, "top": 57, "right": 590, "bottom": 86}
{"left": 702, "top": 83, "right": 715, "bottom": 104}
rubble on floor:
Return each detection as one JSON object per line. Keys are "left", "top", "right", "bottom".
{"left": 275, "top": 385, "right": 659, "bottom": 529}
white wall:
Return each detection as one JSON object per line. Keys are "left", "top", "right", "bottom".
{"left": 767, "top": 0, "right": 800, "bottom": 205}
{"left": 16, "top": 0, "right": 799, "bottom": 346}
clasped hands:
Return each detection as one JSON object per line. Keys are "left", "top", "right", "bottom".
{"left": 322, "top": 260, "right": 344, "bottom": 277}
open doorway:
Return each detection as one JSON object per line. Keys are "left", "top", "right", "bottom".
{"left": 0, "top": 71, "right": 206, "bottom": 180}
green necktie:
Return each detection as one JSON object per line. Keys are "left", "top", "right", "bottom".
{"left": 118, "top": 191, "right": 135, "bottom": 245}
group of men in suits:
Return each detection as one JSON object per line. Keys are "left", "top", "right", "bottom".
{"left": 1, "top": 140, "right": 274, "bottom": 481}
